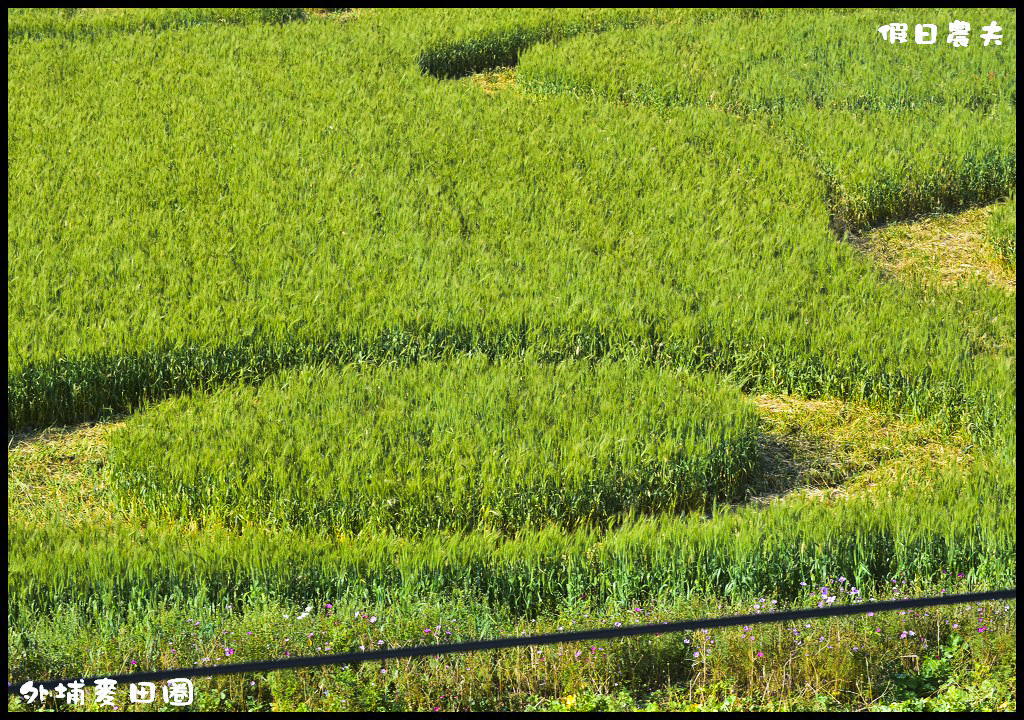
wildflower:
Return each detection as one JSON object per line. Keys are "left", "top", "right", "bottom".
{"left": 757, "top": 651, "right": 764, "bottom": 657}
{"left": 614, "top": 622, "right": 622, "bottom": 627}
{"left": 900, "top": 631, "right": 908, "bottom": 639}
{"left": 326, "top": 604, "right": 332, "bottom": 609}
{"left": 693, "top": 651, "right": 700, "bottom": 658}
{"left": 370, "top": 616, "right": 377, "bottom": 624}
{"left": 839, "top": 577, "right": 846, "bottom": 583}
{"left": 225, "top": 648, "right": 235, "bottom": 656}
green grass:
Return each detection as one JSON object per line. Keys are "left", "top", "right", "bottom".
{"left": 107, "top": 359, "right": 760, "bottom": 534}
{"left": 7, "top": 7, "right": 1016, "bottom": 711}
{"left": 518, "top": 9, "right": 1017, "bottom": 233}
{"left": 10, "top": 447, "right": 1014, "bottom": 621}
{"left": 6, "top": 8, "right": 308, "bottom": 41}
{"left": 7, "top": 11, "right": 1015, "bottom": 434}
{"left": 7, "top": 584, "right": 1015, "bottom": 712}
{"left": 987, "top": 195, "right": 1017, "bottom": 267}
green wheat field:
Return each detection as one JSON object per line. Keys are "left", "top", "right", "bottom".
{"left": 7, "top": 8, "right": 1016, "bottom": 711}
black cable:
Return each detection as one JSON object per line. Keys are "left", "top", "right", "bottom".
{"left": 8, "top": 588, "right": 1015, "bottom": 694}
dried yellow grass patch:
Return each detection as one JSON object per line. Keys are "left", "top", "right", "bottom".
{"left": 749, "top": 393, "right": 969, "bottom": 506}
{"left": 853, "top": 205, "right": 1015, "bottom": 292}
{"left": 7, "top": 419, "right": 126, "bottom": 527}
{"left": 466, "top": 66, "right": 517, "bottom": 94}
